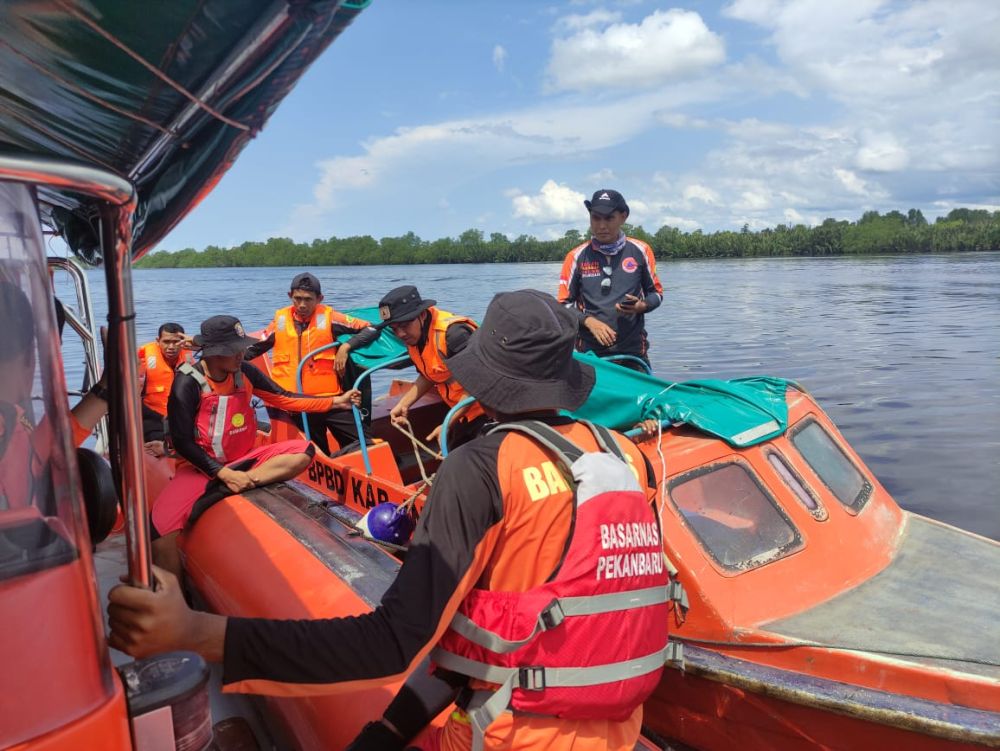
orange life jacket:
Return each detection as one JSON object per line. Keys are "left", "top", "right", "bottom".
{"left": 177, "top": 363, "right": 257, "bottom": 464}
{"left": 269, "top": 304, "right": 342, "bottom": 396}
{"left": 138, "top": 341, "right": 193, "bottom": 416}
{"left": 407, "top": 308, "right": 484, "bottom": 420}
{"left": 0, "top": 402, "right": 42, "bottom": 511}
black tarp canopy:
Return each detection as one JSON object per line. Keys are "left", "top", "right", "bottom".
{"left": 0, "top": 0, "right": 368, "bottom": 262}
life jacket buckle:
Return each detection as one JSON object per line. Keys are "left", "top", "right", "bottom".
{"left": 540, "top": 600, "right": 565, "bottom": 630}
{"left": 518, "top": 666, "right": 546, "bottom": 691}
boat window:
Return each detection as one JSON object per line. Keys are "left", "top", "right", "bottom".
{"left": 790, "top": 418, "right": 872, "bottom": 512}
{"left": 767, "top": 451, "right": 827, "bottom": 520}
{"left": 669, "top": 462, "right": 802, "bottom": 573}
{"left": 0, "top": 182, "right": 84, "bottom": 581}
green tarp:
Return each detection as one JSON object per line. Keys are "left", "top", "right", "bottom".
{"left": 341, "top": 310, "right": 791, "bottom": 448}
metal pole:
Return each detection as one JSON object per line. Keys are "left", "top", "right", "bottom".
{"left": 100, "top": 206, "right": 153, "bottom": 589}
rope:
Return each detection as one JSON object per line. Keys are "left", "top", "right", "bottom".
{"left": 392, "top": 420, "right": 441, "bottom": 487}
{"left": 55, "top": 0, "right": 251, "bottom": 132}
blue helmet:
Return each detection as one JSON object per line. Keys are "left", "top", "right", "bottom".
{"left": 356, "top": 502, "right": 415, "bottom": 545}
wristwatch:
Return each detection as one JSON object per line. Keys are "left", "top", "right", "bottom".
{"left": 88, "top": 381, "right": 109, "bottom": 402}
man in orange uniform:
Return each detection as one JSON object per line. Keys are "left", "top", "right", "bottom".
{"left": 109, "top": 291, "right": 669, "bottom": 751}
{"left": 137, "top": 322, "right": 194, "bottom": 456}
{"left": 150, "top": 315, "right": 361, "bottom": 576}
{"left": 379, "top": 285, "right": 488, "bottom": 448}
{"left": 246, "top": 272, "right": 378, "bottom": 455}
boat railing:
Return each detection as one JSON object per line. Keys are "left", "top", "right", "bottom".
{"left": 48, "top": 256, "right": 109, "bottom": 451}
{"left": 603, "top": 353, "right": 653, "bottom": 374}
{"left": 0, "top": 153, "right": 153, "bottom": 590}
{"left": 295, "top": 343, "right": 411, "bottom": 474}
{"left": 439, "top": 396, "right": 477, "bottom": 457}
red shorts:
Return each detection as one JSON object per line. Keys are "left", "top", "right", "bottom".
{"left": 151, "top": 439, "right": 310, "bottom": 535}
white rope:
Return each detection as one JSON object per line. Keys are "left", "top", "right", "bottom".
{"left": 392, "top": 420, "right": 441, "bottom": 486}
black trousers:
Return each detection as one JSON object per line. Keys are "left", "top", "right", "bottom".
{"left": 286, "top": 409, "right": 371, "bottom": 456}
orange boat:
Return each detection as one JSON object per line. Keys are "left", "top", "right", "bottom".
{"left": 2, "top": 2, "right": 998, "bottom": 751}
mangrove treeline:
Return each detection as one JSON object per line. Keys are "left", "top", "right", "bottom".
{"left": 136, "top": 208, "right": 1000, "bottom": 268}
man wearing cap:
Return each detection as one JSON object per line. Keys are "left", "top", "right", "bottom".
{"left": 558, "top": 189, "right": 664, "bottom": 371}
{"left": 378, "top": 285, "right": 488, "bottom": 448}
{"left": 110, "top": 291, "right": 667, "bottom": 751}
{"left": 245, "top": 272, "right": 378, "bottom": 455}
{"left": 150, "top": 314, "right": 361, "bottom": 576}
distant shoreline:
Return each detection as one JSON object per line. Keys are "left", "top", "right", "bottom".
{"left": 137, "top": 208, "right": 1000, "bottom": 269}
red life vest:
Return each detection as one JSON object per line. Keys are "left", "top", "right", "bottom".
{"left": 178, "top": 363, "right": 257, "bottom": 464}
{"left": 431, "top": 421, "right": 682, "bottom": 743}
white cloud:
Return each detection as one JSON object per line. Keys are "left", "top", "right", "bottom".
{"left": 545, "top": 9, "right": 725, "bottom": 92}
{"left": 556, "top": 10, "right": 623, "bottom": 33}
{"left": 511, "top": 180, "right": 585, "bottom": 224}
{"left": 683, "top": 184, "right": 720, "bottom": 205}
{"left": 834, "top": 168, "right": 870, "bottom": 196}
{"left": 855, "top": 131, "right": 909, "bottom": 172}
{"left": 492, "top": 44, "right": 507, "bottom": 73}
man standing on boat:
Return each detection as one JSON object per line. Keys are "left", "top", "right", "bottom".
{"left": 245, "top": 272, "right": 378, "bottom": 455}
{"left": 150, "top": 314, "right": 360, "bottom": 576}
{"left": 109, "top": 291, "right": 670, "bottom": 751}
{"left": 558, "top": 189, "right": 664, "bottom": 372}
{"left": 378, "top": 284, "right": 488, "bottom": 448}
{"left": 137, "top": 322, "right": 194, "bottom": 457}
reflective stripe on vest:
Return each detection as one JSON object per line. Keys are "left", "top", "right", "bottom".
{"left": 178, "top": 363, "right": 255, "bottom": 464}
{"left": 269, "top": 304, "right": 340, "bottom": 395}
{"left": 430, "top": 420, "right": 680, "bottom": 747}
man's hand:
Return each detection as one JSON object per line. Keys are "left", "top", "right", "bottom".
{"left": 144, "top": 440, "right": 166, "bottom": 458}
{"left": 334, "top": 344, "right": 351, "bottom": 375}
{"left": 179, "top": 334, "right": 198, "bottom": 350}
{"left": 584, "top": 316, "right": 617, "bottom": 347}
{"left": 390, "top": 403, "right": 409, "bottom": 427}
{"left": 333, "top": 388, "right": 362, "bottom": 409}
{"left": 108, "top": 565, "right": 225, "bottom": 661}
{"left": 615, "top": 294, "right": 648, "bottom": 316}
{"left": 215, "top": 466, "right": 255, "bottom": 494}
{"left": 426, "top": 424, "right": 443, "bottom": 444}
{"left": 631, "top": 418, "right": 661, "bottom": 442}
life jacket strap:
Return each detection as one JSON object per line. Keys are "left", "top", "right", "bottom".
{"left": 432, "top": 646, "right": 671, "bottom": 751}
{"left": 449, "top": 585, "right": 671, "bottom": 654}
{"left": 178, "top": 362, "right": 211, "bottom": 394}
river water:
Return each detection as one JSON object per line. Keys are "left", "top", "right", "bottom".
{"left": 56, "top": 253, "right": 1000, "bottom": 540}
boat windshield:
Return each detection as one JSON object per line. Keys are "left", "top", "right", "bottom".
{"left": 0, "top": 182, "right": 87, "bottom": 580}
{"left": 669, "top": 461, "right": 802, "bottom": 573}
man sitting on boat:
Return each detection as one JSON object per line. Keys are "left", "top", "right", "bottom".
{"left": 109, "top": 291, "right": 668, "bottom": 751}
{"left": 244, "top": 272, "right": 378, "bottom": 455}
{"left": 379, "top": 284, "right": 488, "bottom": 448}
{"left": 558, "top": 189, "right": 664, "bottom": 372}
{"left": 150, "top": 314, "right": 360, "bottom": 576}
{"left": 137, "top": 322, "right": 194, "bottom": 457}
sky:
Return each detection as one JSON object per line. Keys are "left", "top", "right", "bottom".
{"left": 160, "top": 0, "right": 1000, "bottom": 251}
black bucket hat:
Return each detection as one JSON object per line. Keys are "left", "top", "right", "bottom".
{"left": 447, "top": 289, "right": 595, "bottom": 413}
{"left": 192, "top": 315, "right": 258, "bottom": 357}
{"left": 584, "top": 189, "right": 629, "bottom": 217}
{"left": 378, "top": 285, "right": 436, "bottom": 327}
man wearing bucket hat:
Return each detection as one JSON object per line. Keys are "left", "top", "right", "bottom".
{"left": 149, "top": 314, "right": 361, "bottom": 576}
{"left": 558, "top": 189, "right": 664, "bottom": 371}
{"left": 378, "top": 284, "right": 488, "bottom": 448}
{"left": 245, "top": 272, "right": 379, "bottom": 455}
{"left": 110, "top": 291, "right": 666, "bottom": 751}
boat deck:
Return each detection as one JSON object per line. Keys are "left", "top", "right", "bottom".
{"left": 765, "top": 514, "right": 1000, "bottom": 681}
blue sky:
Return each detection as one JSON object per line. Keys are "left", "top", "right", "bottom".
{"left": 161, "top": 0, "right": 1000, "bottom": 251}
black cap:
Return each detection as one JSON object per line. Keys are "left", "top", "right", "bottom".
{"left": 446, "top": 290, "right": 595, "bottom": 413}
{"left": 290, "top": 272, "right": 322, "bottom": 295}
{"left": 584, "top": 189, "right": 629, "bottom": 217}
{"left": 377, "top": 285, "right": 436, "bottom": 326}
{"left": 192, "top": 315, "right": 259, "bottom": 357}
